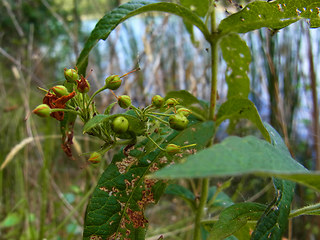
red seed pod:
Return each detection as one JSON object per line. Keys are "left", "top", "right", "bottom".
{"left": 165, "top": 98, "right": 179, "bottom": 107}
{"left": 151, "top": 95, "right": 164, "bottom": 108}
{"left": 64, "top": 68, "right": 79, "bottom": 83}
{"left": 169, "top": 114, "right": 189, "bottom": 131}
{"left": 32, "top": 104, "right": 52, "bottom": 117}
{"left": 105, "top": 75, "right": 122, "bottom": 90}
{"left": 177, "top": 108, "right": 192, "bottom": 117}
{"left": 88, "top": 152, "right": 102, "bottom": 164}
{"left": 51, "top": 85, "right": 69, "bottom": 97}
{"left": 118, "top": 95, "right": 132, "bottom": 109}
{"left": 165, "top": 144, "right": 181, "bottom": 154}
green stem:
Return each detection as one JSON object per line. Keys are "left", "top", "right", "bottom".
{"left": 88, "top": 86, "right": 107, "bottom": 105}
{"left": 193, "top": 178, "right": 209, "bottom": 240}
{"left": 148, "top": 112, "right": 172, "bottom": 117}
{"left": 194, "top": 2, "right": 218, "bottom": 239}
{"left": 146, "top": 114, "right": 170, "bottom": 125}
{"left": 50, "top": 108, "right": 81, "bottom": 115}
{"left": 130, "top": 105, "right": 143, "bottom": 117}
{"left": 289, "top": 202, "right": 320, "bottom": 219}
{"left": 145, "top": 134, "right": 165, "bottom": 151}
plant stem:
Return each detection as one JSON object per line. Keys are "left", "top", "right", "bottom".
{"left": 194, "top": 2, "right": 218, "bottom": 239}
{"left": 289, "top": 202, "right": 320, "bottom": 219}
{"left": 194, "top": 178, "right": 209, "bottom": 239}
{"left": 146, "top": 114, "right": 170, "bottom": 125}
{"left": 145, "top": 134, "right": 166, "bottom": 151}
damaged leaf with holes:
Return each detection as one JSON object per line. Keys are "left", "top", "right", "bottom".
{"left": 83, "top": 121, "right": 214, "bottom": 239}
{"left": 219, "top": 0, "right": 320, "bottom": 34}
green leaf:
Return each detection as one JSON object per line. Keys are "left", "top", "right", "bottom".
{"left": 219, "top": 0, "right": 320, "bottom": 34}
{"left": 150, "top": 135, "right": 320, "bottom": 191}
{"left": 180, "top": 0, "right": 209, "bottom": 17}
{"left": 165, "top": 90, "right": 200, "bottom": 106}
{"left": 83, "top": 121, "right": 214, "bottom": 239}
{"left": 83, "top": 114, "right": 108, "bottom": 133}
{"left": 251, "top": 178, "right": 295, "bottom": 240}
{"left": 104, "top": 102, "right": 117, "bottom": 115}
{"left": 76, "top": 0, "right": 210, "bottom": 75}
{"left": 207, "top": 186, "right": 233, "bottom": 208}
{"left": 216, "top": 98, "right": 270, "bottom": 142}
{"left": 165, "top": 183, "right": 195, "bottom": 201}
{"left": 220, "top": 34, "right": 251, "bottom": 99}
{"left": 209, "top": 202, "right": 266, "bottom": 240}
{"left": 0, "top": 212, "right": 21, "bottom": 228}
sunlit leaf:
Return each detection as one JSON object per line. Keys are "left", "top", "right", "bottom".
{"left": 219, "top": 0, "right": 320, "bottom": 34}
{"left": 220, "top": 34, "right": 251, "bottom": 99}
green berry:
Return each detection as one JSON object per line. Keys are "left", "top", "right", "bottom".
{"left": 169, "top": 114, "right": 189, "bottom": 131}
{"left": 64, "top": 68, "right": 79, "bottom": 83}
{"left": 105, "top": 75, "right": 122, "bottom": 90}
{"left": 118, "top": 95, "right": 131, "bottom": 109}
{"left": 88, "top": 152, "right": 102, "bottom": 164}
{"left": 165, "top": 144, "right": 181, "bottom": 154}
{"left": 32, "top": 104, "right": 52, "bottom": 117}
{"left": 151, "top": 95, "right": 164, "bottom": 108}
{"left": 51, "top": 85, "right": 69, "bottom": 97}
{"left": 112, "top": 116, "right": 129, "bottom": 134}
{"left": 177, "top": 108, "right": 192, "bottom": 117}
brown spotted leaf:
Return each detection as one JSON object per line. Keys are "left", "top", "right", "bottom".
{"left": 83, "top": 121, "right": 214, "bottom": 239}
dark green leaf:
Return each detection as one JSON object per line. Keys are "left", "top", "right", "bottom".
{"left": 207, "top": 186, "right": 233, "bottom": 208}
{"left": 216, "top": 98, "right": 270, "bottom": 142}
{"left": 83, "top": 121, "right": 214, "bottom": 239}
{"left": 251, "top": 179, "right": 295, "bottom": 240}
{"left": 76, "top": 0, "right": 210, "bottom": 75}
{"left": 165, "top": 183, "right": 195, "bottom": 201}
{"left": 220, "top": 34, "right": 251, "bottom": 99}
{"left": 219, "top": 0, "right": 320, "bottom": 34}
{"left": 209, "top": 202, "right": 266, "bottom": 240}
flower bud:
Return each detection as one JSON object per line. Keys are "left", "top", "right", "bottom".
{"left": 88, "top": 152, "right": 102, "bottom": 164}
{"left": 177, "top": 108, "right": 192, "bottom": 117}
{"left": 105, "top": 75, "right": 122, "bottom": 90}
{"left": 118, "top": 95, "right": 131, "bottom": 109}
{"left": 64, "top": 68, "right": 79, "bottom": 83}
{"left": 169, "top": 114, "right": 189, "bottom": 131}
{"left": 165, "top": 144, "right": 181, "bottom": 154}
{"left": 165, "top": 98, "right": 179, "bottom": 107}
{"left": 32, "top": 104, "right": 52, "bottom": 117}
{"left": 77, "top": 75, "right": 90, "bottom": 93}
{"left": 111, "top": 116, "right": 129, "bottom": 134}
{"left": 51, "top": 85, "right": 69, "bottom": 97}
{"left": 151, "top": 95, "right": 164, "bottom": 108}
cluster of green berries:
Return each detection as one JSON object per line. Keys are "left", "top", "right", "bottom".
{"left": 33, "top": 67, "right": 196, "bottom": 164}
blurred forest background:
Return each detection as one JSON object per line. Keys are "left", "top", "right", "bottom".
{"left": 1, "top": 0, "right": 320, "bottom": 239}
